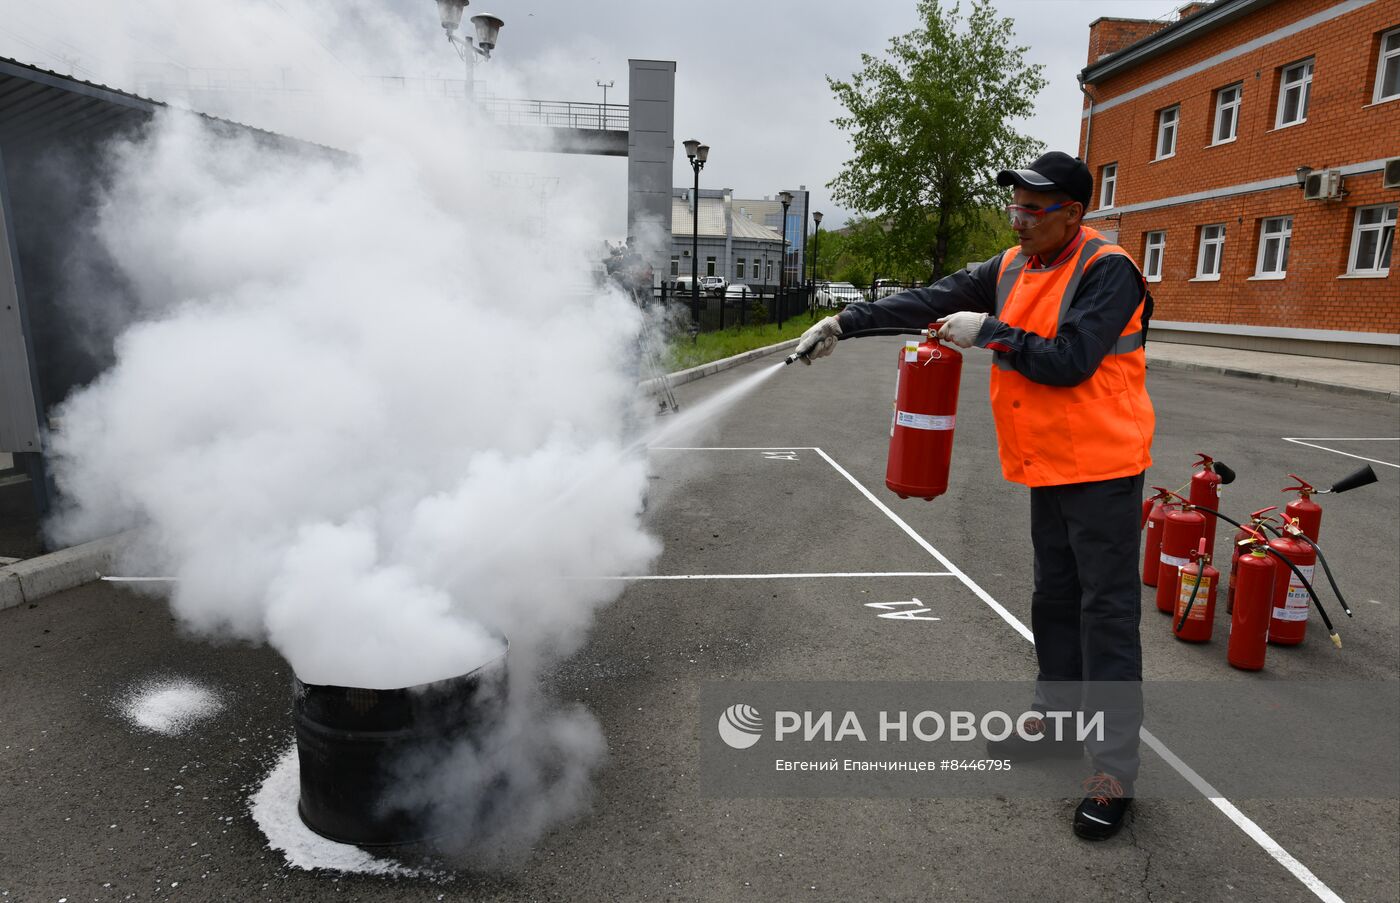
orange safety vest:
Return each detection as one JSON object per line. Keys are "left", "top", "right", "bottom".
{"left": 989, "top": 227, "right": 1155, "bottom": 487}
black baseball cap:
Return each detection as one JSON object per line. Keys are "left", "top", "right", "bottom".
{"left": 997, "top": 151, "right": 1093, "bottom": 207}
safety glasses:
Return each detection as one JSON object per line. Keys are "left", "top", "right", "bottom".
{"left": 1005, "top": 201, "right": 1077, "bottom": 229}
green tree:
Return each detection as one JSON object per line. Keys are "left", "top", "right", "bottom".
{"left": 828, "top": 0, "right": 1046, "bottom": 282}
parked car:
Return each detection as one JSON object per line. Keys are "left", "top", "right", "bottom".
{"left": 724, "top": 283, "right": 754, "bottom": 299}
{"left": 867, "top": 278, "right": 905, "bottom": 301}
{"left": 815, "top": 281, "right": 863, "bottom": 308}
{"left": 701, "top": 275, "right": 728, "bottom": 296}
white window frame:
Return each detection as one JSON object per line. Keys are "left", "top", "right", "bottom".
{"left": 1376, "top": 27, "right": 1400, "bottom": 104}
{"left": 1347, "top": 204, "right": 1397, "bottom": 276}
{"left": 735, "top": 257, "right": 746, "bottom": 279}
{"left": 751, "top": 259, "right": 760, "bottom": 279}
{"left": 766, "top": 260, "right": 774, "bottom": 281}
{"left": 1156, "top": 105, "right": 1179, "bottom": 159}
{"left": 1254, "top": 216, "right": 1292, "bottom": 279}
{"left": 706, "top": 256, "right": 716, "bottom": 277}
{"left": 1276, "top": 58, "right": 1313, "bottom": 128}
{"left": 1099, "top": 163, "right": 1117, "bottom": 208}
{"left": 1143, "top": 231, "right": 1166, "bottom": 283}
{"left": 670, "top": 256, "right": 680, "bottom": 277}
{"left": 1195, "top": 224, "right": 1226, "bottom": 280}
{"left": 1212, "top": 83, "right": 1242, "bottom": 144}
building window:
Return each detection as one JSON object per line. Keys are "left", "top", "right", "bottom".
{"left": 1376, "top": 27, "right": 1400, "bottom": 103}
{"left": 1348, "top": 204, "right": 1397, "bottom": 275}
{"left": 766, "top": 260, "right": 773, "bottom": 281}
{"left": 670, "top": 256, "right": 679, "bottom": 277}
{"left": 752, "top": 259, "right": 760, "bottom": 279}
{"left": 1196, "top": 224, "right": 1225, "bottom": 280}
{"left": 1255, "top": 216, "right": 1292, "bottom": 278}
{"left": 1213, "top": 83, "right": 1242, "bottom": 144}
{"left": 1155, "top": 105, "right": 1179, "bottom": 159}
{"left": 1099, "top": 163, "right": 1117, "bottom": 208}
{"left": 1143, "top": 231, "right": 1166, "bottom": 282}
{"left": 1276, "top": 58, "right": 1313, "bottom": 128}
{"left": 706, "top": 256, "right": 716, "bottom": 277}
{"left": 736, "top": 258, "right": 746, "bottom": 279}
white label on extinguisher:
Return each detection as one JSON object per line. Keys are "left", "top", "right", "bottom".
{"left": 1176, "top": 573, "right": 1212, "bottom": 621}
{"left": 904, "top": 339, "right": 920, "bottom": 363}
{"left": 1273, "top": 564, "right": 1314, "bottom": 621}
{"left": 895, "top": 411, "right": 955, "bottom": 431}
{"left": 1159, "top": 552, "right": 1190, "bottom": 569}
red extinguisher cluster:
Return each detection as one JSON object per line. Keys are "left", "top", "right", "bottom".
{"left": 1145, "top": 459, "right": 1378, "bottom": 672}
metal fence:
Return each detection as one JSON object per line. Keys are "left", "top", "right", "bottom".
{"left": 647, "top": 283, "right": 816, "bottom": 334}
{"left": 478, "top": 98, "right": 629, "bottom": 131}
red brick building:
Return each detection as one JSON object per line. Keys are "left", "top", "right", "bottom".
{"left": 1078, "top": 0, "right": 1399, "bottom": 363}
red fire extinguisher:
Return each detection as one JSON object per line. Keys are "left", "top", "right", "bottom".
{"left": 1189, "top": 454, "right": 1227, "bottom": 558}
{"left": 1226, "top": 506, "right": 1277, "bottom": 614}
{"left": 1266, "top": 525, "right": 1318, "bottom": 646}
{"left": 1227, "top": 534, "right": 1277, "bottom": 671}
{"left": 1173, "top": 539, "right": 1218, "bottom": 642}
{"left": 1282, "top": 475, "right": 1323, "bottom": 542}
{"left": 1154, "top": 490, "right": 1206, "bottom": 614}
{"left": 1141, "top": 488, "right": 1170, "bottom": 587}
{"left": 885, "top": 328, "right": 963, "bottom": 501}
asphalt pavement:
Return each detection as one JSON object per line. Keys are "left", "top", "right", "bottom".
{"left": 1, "top": 338, "right": 1397, "bottom": 902}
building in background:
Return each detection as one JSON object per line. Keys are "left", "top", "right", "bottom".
{"left": 1079, "top": 0, "right": 1399, "bottom": 362}
{"left": 669, "top": 187, "right": 809, "bottom": 286}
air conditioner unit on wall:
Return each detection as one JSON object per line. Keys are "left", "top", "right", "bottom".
{"left": 1303, "top": 169, "right": 1344, "bottom": 200}
{"left": 1384, "top": 158, "right": 1400, "bottom": 190}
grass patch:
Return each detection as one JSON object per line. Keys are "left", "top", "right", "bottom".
{"left": 666, "top": 314, "right": 820, "bottom": 371}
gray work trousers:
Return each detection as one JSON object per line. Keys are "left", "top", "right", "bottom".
{"left": 1029, "top": 472, "right": 1145, "bottom": 788}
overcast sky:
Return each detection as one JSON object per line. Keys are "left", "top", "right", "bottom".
{"left": 0, "top": 0, "right": 1185, "bottom": 232}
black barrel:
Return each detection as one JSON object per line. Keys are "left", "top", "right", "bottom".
{"left": 292, "top": 642, "right": 508, "bottom": 847}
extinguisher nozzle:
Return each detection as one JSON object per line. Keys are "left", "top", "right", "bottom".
{"left": 1214, "top": 462, "right": 1236, "bottom": 485}
{"left": 1330, "top": 632, "right": 1343, "bottom": 649}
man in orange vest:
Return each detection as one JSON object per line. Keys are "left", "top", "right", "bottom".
{"left": 795, "top": 151, "right": 1153, "bottom": 840}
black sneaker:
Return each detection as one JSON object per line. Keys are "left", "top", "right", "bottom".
{"left": 1073, "top": 772, "right": 1133, "bottom": 841}
{"left": 985, "top": 716, "right": 1083, "bottom": 761}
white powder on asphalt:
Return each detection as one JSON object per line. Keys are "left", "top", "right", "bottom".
{"left": 122, "top": 679, "right": 224, "bottom": 735}
{"left": 250, "top": 743, "right": 420, "bottom": 877}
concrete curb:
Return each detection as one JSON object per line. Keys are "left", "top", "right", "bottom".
{"left": 0, "top": 533, "right": 130, "bottom": 611}
{"left": 663, "top": 337, "right": 802, "bottom": 389}
{"left": 1147, "top": 356, "right": 1400, "bottom": 403}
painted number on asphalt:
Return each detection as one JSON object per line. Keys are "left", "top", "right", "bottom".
{"left": 762, "top": 451, "right": 799, "bottom": 461}
{"left": 865, "top": 598, "right": 940, "bottom": 621}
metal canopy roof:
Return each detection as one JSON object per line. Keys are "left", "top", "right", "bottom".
{"left": 0, "top": 55, "right": 342, "bottom": 155}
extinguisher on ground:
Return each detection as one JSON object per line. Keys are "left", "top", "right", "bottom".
{"left": 1189, "top": 454, "right": 1235, "bottom": 560}
{"left": 1281, "top": 464, "right": 1378, "bottom": 544}
{"left": 1226, "top": 506, "right": 1277, "bottom": 614}
{"left": 1227, "top": 530, "right": 1276, "bottom": 671}
{"left": 1153, "top": 489, "right": 1206, "bottom": 615}
{"left": 1141, "top": 488, "right": 1171, "bottom": 587}
{"left": 1173, "top": 538, "right": 1218, "bottom": 643}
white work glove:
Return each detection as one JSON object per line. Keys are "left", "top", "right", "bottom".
{"left": 937, "top": 311, "right": 989, "bottom": 348}
{"left": 794, "top": 316, "right": 843, "bottom": 364}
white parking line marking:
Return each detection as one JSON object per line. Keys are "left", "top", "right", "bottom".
{"left": 1282, "top": 437, "right": 1399, "bottom": 469}
{"left": 813, "top": 446, "right": 1344, "bottom": 903}
{"left": 598, "top": 572, "right": 954, "bottom": 580}
{"left": 649, "top": 446, "right": 819, "bottom": 451}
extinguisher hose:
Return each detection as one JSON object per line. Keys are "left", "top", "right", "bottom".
{"left": 1173, "top": 564, "right": 1206, "bottom": 634}
{"left": 1259, "top": 544, "right": 1342, "bottom": 647}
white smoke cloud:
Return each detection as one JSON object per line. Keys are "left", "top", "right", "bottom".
{"left": 35, "top": 0, "right": 674, "bottom": 861}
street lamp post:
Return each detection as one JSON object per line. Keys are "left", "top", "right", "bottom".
{"left": 811, "top": 210, "right": 823, "bottom": 314}
{"left": 684, "top": 139, "right": 710, "bottom": 327}
{"left": 777, "top": 190, "right": 792, "bottom": 329}
{"left": 435, "top": 1, "right": 504, "bottom": 97}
